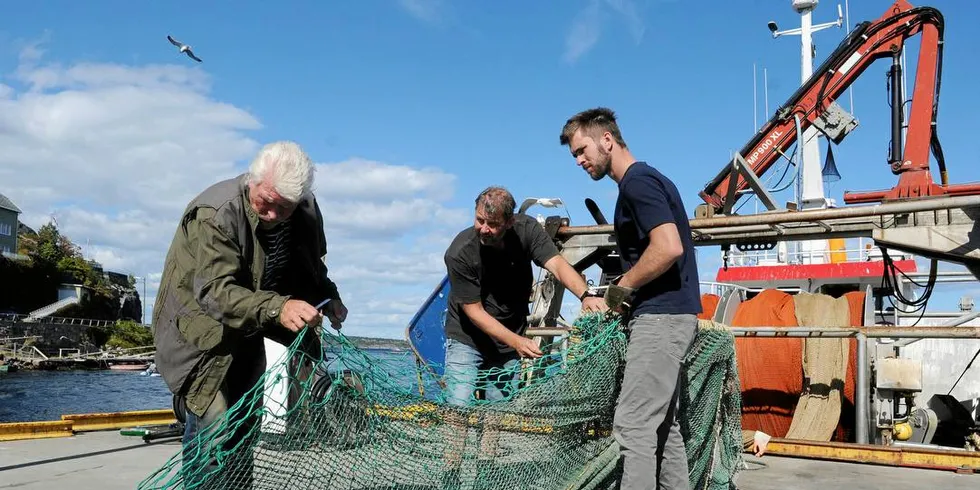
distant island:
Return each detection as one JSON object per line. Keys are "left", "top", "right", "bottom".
{"left": 344, "top": 335, "right": 411, "bottom": 352}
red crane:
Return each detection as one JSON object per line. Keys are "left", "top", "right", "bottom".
{"left": 699, "top": 0, "right": 980, "bottom": 215}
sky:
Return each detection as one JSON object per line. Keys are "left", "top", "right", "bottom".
{"left": 1, "top": 0, "right": 979, "bottom": 339}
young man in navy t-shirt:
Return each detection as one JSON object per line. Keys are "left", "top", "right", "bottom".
{"left": 560, "top": 107, "right": 702, "bottom": 490}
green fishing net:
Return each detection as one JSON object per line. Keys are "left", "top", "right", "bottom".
{"left": 138, "top": 314, "right": 743, "bottom": 490}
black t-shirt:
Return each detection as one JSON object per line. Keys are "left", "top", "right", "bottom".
{"left": 257, "top": 218, "right": 292, "bottom": 294}
{"left": 443, "top": 214, "right": 560, "bottom": 358}
{"left": 614, "top": 161, "right": 702, "bottom": 316}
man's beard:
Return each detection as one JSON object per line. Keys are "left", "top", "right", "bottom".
{"left": 479, "top": 232, "right": 504, "bottom": 246}
{"left": 591, "top": 148, "right": 612, "bottom": 181}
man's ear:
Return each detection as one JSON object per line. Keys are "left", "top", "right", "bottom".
{"left": 602, "top": 132, "right": 615, "bottom": 152}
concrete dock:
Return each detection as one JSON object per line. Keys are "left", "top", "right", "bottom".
{"left": 0, "top": 430, "right": 977, "bottom": 489}
{"left": 0, "top": 430, "right": 180, "bottom": 489}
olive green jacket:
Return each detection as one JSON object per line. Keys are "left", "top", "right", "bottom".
{"left": 152, "top": 174, "right": 341, "bottom": 416}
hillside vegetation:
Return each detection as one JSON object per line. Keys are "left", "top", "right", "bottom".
{"left": 0, "top": 222, "right": 141, "bottom": 321}
{"left": 1, "top": 223, "right": 410, "bottom": 350}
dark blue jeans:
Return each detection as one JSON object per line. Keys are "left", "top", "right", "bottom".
{"left": 181, "top": 375, "right": 261, "bottom": 489}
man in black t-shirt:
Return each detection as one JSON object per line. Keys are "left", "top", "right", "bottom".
{"left": 560, "top": 108, "right": 702, "bottom": 490}
{"left": 442, "top": 186, "right": 607, "bottom": 406}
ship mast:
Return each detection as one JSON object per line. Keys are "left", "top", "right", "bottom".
{"left": 768, "top": 0, "right": 843, "bottom": 263}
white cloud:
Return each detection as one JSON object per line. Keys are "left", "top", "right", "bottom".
{"left": 605, "top": 0, "right": 646, "bottom": 42}
{"left": 328, "top": 240, "right": 452, "bottom": 287}
{"left": 323, "top": 199, "right": 468, "bottom": 239}
{"left": 563, "top": 0, "right": 646, "bottom": 64}
{"left": 316, "top": 158, "right": 455, "bottom": 202}
{"left": 398, "top": 0, "right": 446, "bottom": 24}
{"left": 313, "top": 158, "right": 468, "bottom": 241}
{"left": 0, "top": 40, "right": 469, "bottom": 339}
{"left": 564, "top": 1, "right": 605, "bottom": 64}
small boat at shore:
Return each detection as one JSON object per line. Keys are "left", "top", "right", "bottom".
{"left": 109, "top": 363, "right": 150, "bottom": 371}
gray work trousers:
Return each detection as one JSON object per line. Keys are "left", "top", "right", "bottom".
{"left": 614, "top": 313, "right": 697, "bottom": 490}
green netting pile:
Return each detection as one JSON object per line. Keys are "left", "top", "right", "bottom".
{"left": 138, "top": 314, "right": 743, "bottom": 490}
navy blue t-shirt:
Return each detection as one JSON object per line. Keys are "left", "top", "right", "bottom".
{"left": 613, "top": 161, "right": 702, "bottom": 316}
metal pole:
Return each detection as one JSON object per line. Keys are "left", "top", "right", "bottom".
{"left": 753, "top": 63, "right": 758, "bottom": 132}
{"left": 876, "top": 310, "right": 980, "bottom": 318}
{"left": 890, "top": 311, "right": 980, "bottom": 348}
{"left": 709, "top": 194, "right": 978, "bottom": 228}
{"left": 797, "top": 5, "right": 827, "bottom": 212}
{"left": 764, "top": 68, "right": 769, "bottom": 120}
{"left": 525, "top": 328, "right": 570, "bottom": 337}
{"left": 845, "top": 0, "right": 854, "bottom": 113}
{"left": 556, "top": 195, "right": 980, "bottom": 236}
{"left": 855, "top": 332, "right": 869, "bottom": 444}
{"left": 728, "top": 326, "right": 980, "bottom": 338}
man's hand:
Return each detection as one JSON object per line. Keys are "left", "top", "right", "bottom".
{"left": 509, "top": 335, "right": 543, "bottom": 359}
{"left": 581, "top": 296, "right": 608, "bottom": 314}
{"left": 604, "top": 283, "right": 636, "bottom": 314}
{"left": 279, "top": 299, "right": 323, "bottom": 333}
{"left": 323, "top": 299, "right": 348, "bottom": 331}
{"left": 752, "top": 431, "right": 771, "bottom": 457}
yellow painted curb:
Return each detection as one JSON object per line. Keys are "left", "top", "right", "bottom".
{"left": 61, "top": 409, "right": 177, "bottom": 432}
{"left": 0, "top": 420, "right": 74, "bottom": 441}
{"left": 767, "top": 438, "right": 980, "bottom": 473}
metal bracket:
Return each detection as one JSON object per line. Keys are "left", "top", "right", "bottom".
{"left": 812, "top": 100, "right": 859, "bottom": 144}
{"left": 723, "top": 152, "right": 780, "bottom": 215}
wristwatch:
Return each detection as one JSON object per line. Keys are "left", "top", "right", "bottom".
{"left": 579, "top": 289, "right": 601, "bottom": 300}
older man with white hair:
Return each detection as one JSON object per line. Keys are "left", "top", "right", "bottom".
{"left": 152, "top": 140, "right": 347, "bottom": 487}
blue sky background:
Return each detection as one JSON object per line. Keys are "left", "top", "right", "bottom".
{"left": 2, "top": 0, "right": 979, "bottom": 338}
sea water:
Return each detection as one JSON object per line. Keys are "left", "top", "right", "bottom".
{"left": 0, "top": 348, "right": 418, "bottom": 423}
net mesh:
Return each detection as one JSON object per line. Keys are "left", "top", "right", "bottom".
{"left": 138, "top": 314, "right": 743, "bottom": 490}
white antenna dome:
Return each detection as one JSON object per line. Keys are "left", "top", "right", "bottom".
{"left": 792, "top": 0, "right": 819, "bottom": 13}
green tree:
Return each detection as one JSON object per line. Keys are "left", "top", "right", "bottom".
{"left": 58, "top": 255, "right": 94, "bottom": 284}
{"left": 105, "top": 320, "right": 154, "bottom": 349}
{"left": 5, "top": 220, "right": 138, "bottom": 319}
{"left": 17, "top": 226, "right": 38, "bottom": 256}
{"left": 31, "top": 223, "right": 80, "bottom": 267}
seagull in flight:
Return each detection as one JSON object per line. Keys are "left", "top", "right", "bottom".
{"left": 167, "top": 35, "right": 203, "bottom": 63}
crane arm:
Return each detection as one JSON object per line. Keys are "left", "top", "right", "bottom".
{"left": 698, "top": 0, "right": 980, "bottom": 215}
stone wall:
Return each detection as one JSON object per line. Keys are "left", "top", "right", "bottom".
{"left": 0, "top": 317, "right": 103, "bottom": 356}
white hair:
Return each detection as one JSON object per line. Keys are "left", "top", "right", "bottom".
{"left": 247, "top": 141, "right": 315, "bottom": 202}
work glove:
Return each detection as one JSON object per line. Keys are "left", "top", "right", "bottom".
{"left": 604, "top": 284, "right": 636, "bottom": 314}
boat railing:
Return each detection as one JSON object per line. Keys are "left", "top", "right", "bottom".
{"left": 723, "top": 237, "right": 918, "bottom": 266}
{"left": 699, "top": 281, "right": 750, "bottom": 297}
{"left": 698, "top": 280, "right": 805, "bottom": 298}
